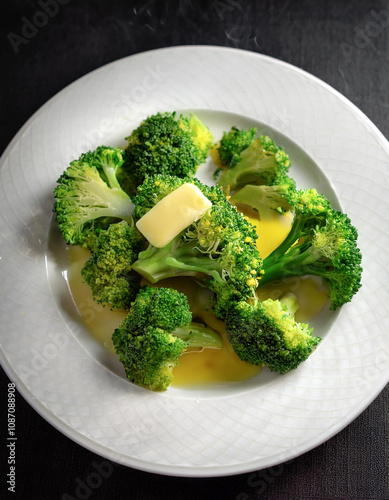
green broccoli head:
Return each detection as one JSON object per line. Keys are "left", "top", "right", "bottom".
{"left": 121, "top": 112, "right": 214, "bottom": 190}
{"left": 308, "top": 210, "right": 363, "bottom": 310}
{"left": 112, "top": 286, "right": 222, "bottom": 391}
{"left": 182, "top": 114, "right": 215, "bottom": 163}
{"left": 217, "top": 126, "right": 257, "bottom": 168}
{"left": 259, "top": 188, "right": 363, "bottom": 310}
{"left": 217, "top": 135, "right": 291, "bottom": 191}
{"left": 81, "top": 221, "right": 145, "bottom": 310}
{"left": 131, "top": 175, "right": 263, "bottom": 318}
{"left": 112, "top": 325, "right": 187, "bottom": 391}
{"left": 226, "top": 294, "right": 321, "bottom": 374}
{"left": 53, "top": 146, "right": 135, "bottom": 248}
{"left": 125, "top": 285, "right": 192, "bottom": 332}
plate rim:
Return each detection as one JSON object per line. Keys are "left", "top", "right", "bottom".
{"left": 1, "top": 45, "right": 388, "bottom": 478}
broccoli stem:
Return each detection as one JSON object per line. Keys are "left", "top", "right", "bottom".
{"left": 102, "top": 163, "right": 123, "bottom": 190}
{"left": 90, "top": 186, "right": 135, "bottom": 222}
{"left": 259, "top": 232, "right": 334, "bottom": 287}
{"left": 279, "top": 293, "right": 300, "bottom": 317}
{"left": 174, "top": 322, "right": 222, "bottom": 348}
{"left": 132, "top": 239, "right": 225, "bottom": 284}
{"left": 218, "top": 151, "right": 278, "bottom": 190}
{"left": 231, "top": 184, "right": 292, "bottom": 213}
{"left": 259, "top": 246, "right": 322, "bottom": 286}
{"left": 72, "top": 170, "right": 135, "bottom": 223}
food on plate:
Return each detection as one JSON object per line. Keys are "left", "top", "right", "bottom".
{"left": 215, "top": 132, "right": 293, "bottom": 192}
{"left": 212, "top": 125, "right": 257, "bottom": 169}
{"left": 81, "top": 220, "right": 144, "bottom": 310}
{"left": 119, "top": 111, "right": 214, "bottom": 193}
{"left": 53, "top": 146, "right": 135, "bottom": 249}
{"left": 135, "top": 182, "right": 212, "bottom": 248}
{"left": 131, "top": 174, "right": 262, "bottom": 319}
{"left": 254, "top": 188, "right": 362, "bottom": 311}
{"left": 112, "top": 286, "right": 222, "bottom": 391}
{"left": 52, "top": 112, "right": 363, "bottom": 391}
{"left": 225, "top": 293, "right": 321, "bottom": 374}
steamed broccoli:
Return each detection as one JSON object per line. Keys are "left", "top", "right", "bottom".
{"left": 112, "top": 286, "right": 222, "bottom": 391}
{"left": 231, "top": 176, "right": 296, "bottom": 214}
{"left": 81, "top": 221, "right": 145, "bottom": 310}
{"left": 217, "top": 135, "right": 291, "bottom": 192}
{"left": 226, "top": 293, "right": 321, "bottom": 374}
{"left": 131, "top": 175, "right": 263, "bottom": 318}
{"left": 216, "top": 126, "right": 257, "bottom": 168}
{"left": 121, "top": 112, "right": 214, "bottom": 190}
{"left": 258, "top": 188, "right": 363, "bottom": 310}
{"left": 53, "top": 146, "right": 135, "bottom": 248}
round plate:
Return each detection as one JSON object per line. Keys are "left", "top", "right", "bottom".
{"left": 1, "top": 46, "right": 388, "bottom": 477}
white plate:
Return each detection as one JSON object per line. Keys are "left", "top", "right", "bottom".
{"left": 1, "top": 46, "right": 388, "bottom": 477}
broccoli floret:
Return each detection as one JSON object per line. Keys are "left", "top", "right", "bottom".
{"left": 132, "top": 174, "right": 187, "bottom": 221}
{"left": 217, "top": 135, "right": 291, "bottom": 191}
{"left": 121, "top": 112, "right": 214, "bottom": 190}
{"left": 81, "top": 221, "right": 145, "bottom": 310}
{"left": 231, "top": 176, "right": 296, "bottom": 213}
{"left": 258, "top": 188, "right": 363, "bottom": 310}
{"left": 131, "top": 175, "right": 263, "bottom": 318}
{"left": 216, "top": 126, "right": 257, "bottom": 168}
{"left": 112, "top": 286, "right": 222, "bottom": 391}
{"left": 226, "top": 293, "right": 321, "bottom": 374}
{"left": 53, "top": 146, "right": 135, "bottom": 248}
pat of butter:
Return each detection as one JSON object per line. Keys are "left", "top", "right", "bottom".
{"left": 136, "top": 183, "right": 212, "bottom": 248}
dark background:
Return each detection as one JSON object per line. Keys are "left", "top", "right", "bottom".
{"left": 1, "top": 1, "right": 388, "bottom": 499}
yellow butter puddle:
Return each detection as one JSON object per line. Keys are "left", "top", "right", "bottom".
{"left": 66, "top": 206, "right": 329, "bottom": 388}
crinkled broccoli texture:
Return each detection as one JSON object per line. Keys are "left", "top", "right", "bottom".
{"left": 113, "top": 325, "right": 186, "bottom": 391}
{"left": 131, "top": 175, "right": 263, "bottom": 318}
{"left": 225, "top": 294, "right": 321, "bottom": 374}
{"left": 81, "top": 221, "right": 145, "bottom": 310}
{"left": 125, "top": 284, "right": 192, "bottom": 332}
{"left": 112, "top": 286, "right": 222, "bottom": 391}
{"left": 258, "top": 188, "right": 363, "bottom": 310}
{"left": 216, "top": 126, "right": 257, "bottom": 168}
{"left": 217, "top": 134, "right": 291, "bottom": 192}
{"left": 120, "top": 112, "right": 214, "bottom": 192}
{"left": 53, "top": 146, "right": 135, "bottom": 248}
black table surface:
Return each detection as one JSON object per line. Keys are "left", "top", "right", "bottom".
{"left": 1, "top": 1, "right": 388, "bottom": 499}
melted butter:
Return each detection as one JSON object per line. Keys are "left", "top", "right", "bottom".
{"left": 66, "top": 204, "right": 330, "bottom": 389}
{"left": 152, "top": 277, "right": 260, "bottom": 387}
{"left": 238, "top": 203, "right": 294, "bottom": 259}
